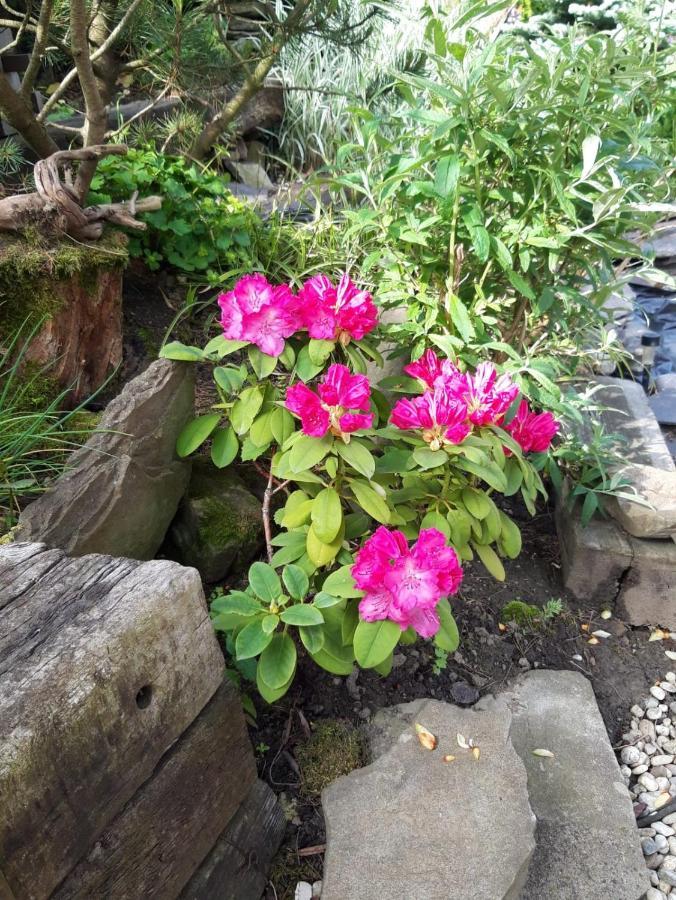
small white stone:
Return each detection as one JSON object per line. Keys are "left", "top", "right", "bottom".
{"left": 622, "top": 746, "right": 642, "bottom": 766}
{"left": 663, "top": 856, "right": 676, "bottom": 872}
{"left": 658, "top": 778, "right": 673, "bottom": 791}
{"left": 651, "top": 870, "right": 661, "bottom": 887}
{"left": 633, "top": 764, "right": 650, "bottom": 775}
{"left": 641, "top": 773, "right": 661, "bottom": 792}
{"left": 653, "top": 687, "right": 669, "bottom": 701}
{"left": 634, "top": 704, "right": 647, "bottom": 718}
{"left": 647, "top": 744, "right": 660, "bottom": 755}
{"left": 667, "top": 672, "right": 676, "bottom": 684}
{"left": 663, "top": 813, "right": 676, "bottom": 825}
{"left": 646, "top": 887, "right": 667, "bottom": 899}
{"left": 649, "top": 709, "right": 664, "bottom": 721}
{"left": 647, "top": 852, "right": 667, "bottom": 869}
{"left": 669, "top": 837, "right": 676, "bottom": 855}
{"left": 312, "top": 882, "right": 322, "bottom": 898}
{"left": 648, "top": 698, "right": 661, "bottom": 709}
{"left": 621, "top": 764, "right": 632, "bottom": 777}
{"left": 655, "top": 756, "right": 675, "bottom": 766}
{"left": 295, "top": 882, "right": 313, "bottom": 900}
{"left": 663, "top": 683, "right": 676, "bottom": 693}
{"left": 656, "top": 834, "right": 670, "bottom": 852}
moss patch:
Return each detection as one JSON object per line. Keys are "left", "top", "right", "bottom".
{"left": 0, "top": 228, "right": 128, "bottom": 338}
{"left": 295, "top": 721, "right": 365, "bottom": 797}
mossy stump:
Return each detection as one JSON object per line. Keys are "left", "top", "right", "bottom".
{"left": 0, "top": 229, "right": 129, "bottom": 403}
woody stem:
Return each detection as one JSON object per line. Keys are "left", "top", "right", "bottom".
{"left": 262, "top": 463, "right": 274, "bottom": 564}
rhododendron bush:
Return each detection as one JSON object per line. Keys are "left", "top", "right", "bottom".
{"left": 161, "top": 273, "right": 558, "bottom": 702}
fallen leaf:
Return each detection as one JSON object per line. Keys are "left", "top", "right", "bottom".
{"left": 415, "top": 723, "right": 437, "bottom": 751}
{"left": 532, "top": 748, "right": 554, "bottom": 758}
{"left": 457, "top": 733, "right": 470, "bottom": 749}
{"left": 587, "top": 636, "right": 600, "bottom": 645}
{"left": 580, "top": 623, "right": 590, "bottom": 632}
{"left": 600, "top": 609, "right": 612, "bottom": 620}
{"left": 665, "top": 650, "right": 676, "bottom": 661}
{"left": 443, "top": 754, "right": 456, "bottom": 763}
{"left": 650, "top": 628, "right": 670, "bottom": 642}
{"left": 471, "top": 746, "right": 481, "bottom": 761}
{"left": 655, "top": 791, "right": 672, "bottom": 809}
{"left": 498, "top": 622, "right": 507, "bottom": 632}
{"left": 592, "top": 630, "right": 611, "bottom": 639}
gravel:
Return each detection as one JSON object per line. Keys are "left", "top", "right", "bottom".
{"left": 618, "top": 672, "right": 676, "bottom": 894}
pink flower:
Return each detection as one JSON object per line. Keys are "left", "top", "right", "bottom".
{"left": 404, "top": 349, "right": 462, "bottom": 389}
{"left": 390, "top": 385, "right": 470, "bottom": 448}
{"left": 505, "top": 400, "right": 559, "bottom": 453}
{"left": 218, "top": 274, "right": 300, "bottom": 357}
{"left": 461, "top": 362, "right": 519, "bottom": 427}
{"left": 286, "top": 364, "right": 373, "bottom": 440}
{"left": 297, "top": 273, "right": 378, "bottom": 344}
{"left": 352, "top": 527, "right": 463, "bottom": 638}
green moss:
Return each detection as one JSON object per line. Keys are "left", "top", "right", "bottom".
{"left": 269, "top": 847, "right": 322, "bottom": 900}
{"left": 16, "top": 361, "right": 62, "bottom": 412}
{"left": 0, "top": 228, "right": 128, "bottom": 338}
{"left": 295, "top": 721, "right": 365, "bottom": 797}
{"left": 500, "top": 599, "right": 541, "bottom": 627}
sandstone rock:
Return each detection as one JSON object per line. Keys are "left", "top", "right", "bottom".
{"left": 18, "top": 358, "right": 193, "bottom": 560}
{"left": 0, "top": 542, "right": 224, "bottom": 898}
{"left": 163, "top": 459, "right": 263, "bottom": 582}
{"left": 321, "top": 697, "right": 536, "bottom": 900}
{"left": 505, "top": 670, "right": 648, "bottom": 900}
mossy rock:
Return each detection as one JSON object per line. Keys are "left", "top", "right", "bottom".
{"left": 295, "top": 721, "right": 365, "bottom": 797}
{"left": 163, "top": 458, "right": 264, "bottom": 583}
{"left": 0, "top": 228, "right": 128, "bottom": 339}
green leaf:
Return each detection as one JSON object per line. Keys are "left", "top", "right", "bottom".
{"left": 262, "top": 614, "right": 279, "bottom": 634}
{"left": 472, "top": 542, "right": 506, "bottom": 581}
{"left": 581, "top": 490, "right": 598, "bottom": 526}
{"left": 498, "top": 511, "right": 522, "bottom": 559}
{"left": 306, "top": 523, "right": 343, "bottom": 567}
{"left": 282, "top": 564, "right": 309, "bottom": 600}
{"left": 210, "top": 425, "right": 239, "bottom": 468}
{"left": 159, "top": 341, "right": 204, "bottom": 361}
{"left": 434, "top": 154, "right": 460, "bottom": 197}
{"left": 456, "top": 458, "right": 507, "bottom": 492}
{"left": 295, "top": 345, "right": 324, "bottom": 382}
{"left": 280, "top": 604, "right": 325, "bottom": 626}
{"left": 258, "top": 632, "right": 297, "bottom": 689}
{"left": 313, "top": 591, "right": 345, "bottom": 608}
{"left": 256, "top": 663, "right": 294, "bottom": 703}
{"left": 448, "top": 294, "right": 475, "bottom": 341}
{"left": 248, "top": 345, "right": 278, "bottom": 378}
{"left": 507, "top": 270, "right": 535, "bottom": 300}
{"left": 236, "top": 619, "right": 273, "bottom": 660}
{"left": 211, "top": 591, "right": 261, "bottom": 616}
{"left": 213, "top": 365, "right": 245, "bottom": 394}
{"left": 435, "top": 598, "right": 460, "bottom": 653}
{"left": 350, "top": 480, "right": 391, "bottom": 524}
{"left": 250, "top": 410, "right": 274, "bottom": 447}
{"left": 413, "top": 447, "right": 447, "bottom": 470}
{"left": 420, "top": 510, "right": 451, "bottom": 538}
{"left": 270, "top": 407, "right": 295, "bottom": 446}
{"left": 311, "top": 630, "right": 355, "bottom": 675}
{"left": 311, "top": 487, "right": 343, "bottom": 543}
{"left": 289, "top": 434, "right": 333, "bottom": 473}
{"left": 308, "top": 339, "right": 335, "bottom": 365}
{"left": 322, "top": 565, "right": 363, "bottom": 598}
{"left": 353, "top": 619, "right": 401, "bottom": 668}
{"left": 248, "top": 561, "right": 282, "bottom": 603}
{"left": 374, "top": 653, "right": 394, "bottom": 677}
{"left": 336, "top": 440, "right": 375, "bottom": 478}
{"left": 176, "top": 414, "right": 220, "bottom": 457}
{"left": 299, "top": 624, "right": 325, "bottom": 654}
{"left": 231, "top": 386, "right": 264, "bottom": 435}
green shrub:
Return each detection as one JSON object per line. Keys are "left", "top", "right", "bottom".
{"left": 89, "top": 149, "right": 260, "bottom": 274}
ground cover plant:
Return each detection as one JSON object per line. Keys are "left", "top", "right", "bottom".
{"left": 162, "top": 272, "right": 558, "bottom": 701}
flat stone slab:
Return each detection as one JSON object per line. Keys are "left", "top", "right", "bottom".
{"left": 556, "top": 500, "right": 676, "bottom": 626}
{"left": 321, "top": 697, "right": 536, "bottom": 900}
{"left": 503, "top": 670, "right": 648, "bottom": 900}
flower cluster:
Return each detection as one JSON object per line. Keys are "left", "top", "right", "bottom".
{"left": 352, "top": 527, "right": 463, "bottom": 638}
{"left": 218, "top": 273, "right": 377, "bottom": 358}
{"left": 393, "top": 349, "right": 557, "bottom": 454}
{"left": 286, "top": 364, "right": 373, "bottom": 439}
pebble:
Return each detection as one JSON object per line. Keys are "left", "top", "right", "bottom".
{"left": 518, "top": 657, "right": 530, "bottom": 669}
{"left": 663, "top": 813, "right": 676, "bottom": 826}
{"left": 651, "top": 871, "right": 661, "bottom": 886}
{"left": 647, "top": 744, "right": 660, "bottom": 755}
{"left": 391, "top": 653, "right": 406, "bottom": 669}
{"left": 633, "top": 705, "right": 647, "bottom": 718}
{"left": 295, "top": 882, "right": 313, "bottom": 900}
{"left": 642, "top": 774, "right": 661, "bottom": 792}
{"left": 450, "top": 681, "right": 480, "bottom": 706}
{"left": 312, "top": 882, "right": 322, "bottom": 898}
{"left": 648, "top": 698, "right": 661, "bottom": 709}
{"left": 665, "top": 743, "right": 676, "bottom": 755}
{"left": 647, "top": 853, "right": 667, "bottom": 870}
{"left": 643, "top": 721, "right": 659, "bottom": 740}
{"left": 634, "top": 764, "right": 650, "bottom": 775}
{"left": 661, "top": 869, "right": 676, "bottom": 888}
{"left": 653, "top": 767, "right": 670, "bottom": 778}
{"left": 622, "top": 746, "right": 642, "bottom": 766}
{"left": 646, "top": 838, "right": 661, "bottom": 855}
{"left": 655, "top": 823, "right": 676, "bottom": 837}
{"left": 653, "top": 687, "right": 668, "bottom": 701}
{"left": 656, "top": 835, "right": 670, "bottom": 853}
{"left": 669, "top": 838, "right": 676, "bottom": 856}
{"left": 358, "top": 708, "right": 371, "bottom": 720}
{"left": 663, "top": 683, "right": 676, "bottom": 693}
{"left": 668, "top": 672, "right": 676, "bottom": 684}
{"left": 649, "top": 709, "right": 664, "bottom": 720}
{"left": 647, "top": 889, "right": 668, "bottom": 900}
{"left": 664, "top": 856, "right": 676, "bottom": 872}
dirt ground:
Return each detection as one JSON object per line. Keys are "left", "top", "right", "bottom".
{"left": 119, "top": 278, "right": 672, "bottom": 900}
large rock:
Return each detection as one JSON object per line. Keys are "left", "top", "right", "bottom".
{"left": 556, "top": 500, "right": 676, "bottom": 627}
{"left": 164, "top": 459, "right": 263, "bottom": 583}
{"left": 593, "top": 377, "right": 676, "bottom": 538}
{"left": 321, "top": 697, "right": 536, "bottom": 900}
{"left": 504, "top": 670, "right": 648, "bottom": 900}
{"left": 18, "top": 358, "right": 194, "bottom": 560}
{"left": 0, "top": 542, "right": 225, "bottom": 899}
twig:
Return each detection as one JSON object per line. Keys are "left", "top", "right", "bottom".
{"left": 105, "top": 84, "right": 170, "bottom": 139}
{"left": 298, "top": 844, "right": 326, "bottom": 857}
{"left": 262, "top": 463, "right": 274, "bottom": 564}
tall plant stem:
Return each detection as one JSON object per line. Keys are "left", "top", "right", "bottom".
{"left": 262, "top": 466, "right": 275, "bottom": 564}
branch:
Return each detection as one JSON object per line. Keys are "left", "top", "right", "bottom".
{"left": 0, "top": 0, "right": 33, "bottom": 55}
{"left": 190, "top": 0, "right": 312, "bottom": 160}
{"left": 262, "top": 465, "right": 275, "bottom": 564}
{"left": 37, "top": 0, "right": 146, "bottom": 123}
{"left": 0, "top": 71, "right": 58, "bottom": 157}
{"left": 21, "top": 0, "right": 54, "bottom": 98}
{"left": 105, "top": 84, "right": 169, "bottom": 139}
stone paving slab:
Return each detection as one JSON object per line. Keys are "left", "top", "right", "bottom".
{"left": 502, "top": 670, "right": 648, "bottom": 900}
{"left": 321, "top": 697, "right": 536, "bottom": 900}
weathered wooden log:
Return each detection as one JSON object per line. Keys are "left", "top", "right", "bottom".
{"left": 0, "top": 145, "right": 161, "bottom": 240}
{"left": 52, "top": 683, "right": 257, "bottom": 899}
{"left": 0, "top": 542, "right": 225, "bottom": 900}
{"left": 180, "top": 780, "right": 287, "bottom": 900}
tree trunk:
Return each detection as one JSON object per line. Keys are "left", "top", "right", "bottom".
{"left": 0, "top": 71, "right": 58, "bottom": 157}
